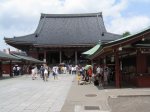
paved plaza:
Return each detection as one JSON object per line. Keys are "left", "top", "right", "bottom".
{"left": 0, "top": 74, "right": 74, "bottom": 112}
{"left": 61, "top": 79, "right": 150, "bottom": 112}
{"left": 1, "top": 74, "right": 150, "bottom": 112}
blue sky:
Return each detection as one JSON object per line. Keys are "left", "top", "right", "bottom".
{"left": 0, "top": 0, "right": 150, "bottom": 50}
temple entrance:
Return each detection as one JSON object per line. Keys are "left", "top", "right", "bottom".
{"left": 38, "top": 53, "right": 44, "bottom": 61}
{"left": 121, "top": 56, "right": 136, "bottom": 87}
{"left": 47, "top": 52, "right": 59, "bottom": 65}
{"left": 62, "top": 51, "right": 75, "bottom": 64}
{"left": 37, "top": 50, "right": 89, "bottom": 65}
{"left": 61, "top": 51, "right": 88, "bottom": 65}
{"left": 105, "top": 56, "right": 116, "bottom": 87}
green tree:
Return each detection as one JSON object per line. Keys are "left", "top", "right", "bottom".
{"left": 122, "top": 31, "right": 131, "bottom": 37}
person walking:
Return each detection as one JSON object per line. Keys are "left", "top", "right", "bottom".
{"left": 17, "top": 66, "right": 20, "bottom": 76}
{"left": 52, "top": 66, "right": 58, "bottom": 80}
{"left": 44, "top": 66, "right": 48, "bottom": 81}
{"left": 98, "top": 65, "right": 103, "bottom": 86}
{"left": 34, "top": 66, "right": 38, "bottom": 79}
{"left": 31, "top": 66, "right": 35, "bottom": 80}
{"left": 77, "top": 73, "right": 81, "bottom": 85}
{"left": 103, "top": 66, "right": 109, "bottom": 86}
{"left": 13, "top": 66, "right": 17, "bottom": 76}
{"left": 87, "top": 67, "right": 93, "bottom": 83}
{"left": 40, "top": 66, "right": 45, "bottom": 80}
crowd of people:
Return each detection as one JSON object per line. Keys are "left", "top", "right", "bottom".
{"left": 94, "top": 65, "right": 112, "bottom": 86}
{"left": 76, "top": 64, "right": 112, "bottom": 86}
{"left": 28, "top": 63, "right": 113, "bottom": 87}
{"left": 30, "top": 64, "right": 82, "bottom": 80}
{"left": 31, "top": 65, "right": 58, "bottom": 81}
{"left": 13, "top": 65, "right": 22, "bottom": 76}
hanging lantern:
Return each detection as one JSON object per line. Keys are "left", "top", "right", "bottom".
{"left": 111, "top": 56, "right": 114, "bottom": 62}
{"left": 118, "top": 47, "right": 122, "bottom": 51}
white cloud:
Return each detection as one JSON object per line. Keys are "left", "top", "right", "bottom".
{"left": 130, "top": 0, "right": 150, "bottom": 3}
{"left": 104, "top": 0, "right": 128, "bottom": 18}
{"left": 0, "top": 0, "right": 128, "bottom": 30}
{"left": 107, "top": 16, "right": 150, "bottom": 34}
{"left": 0, "top": 0, "right": 127, "bottom": 15}
{"left": 0, "top": 0, "right": 150, "bottom": 50}
{"left": 0, "top": 0, "right": 128, "bottom": 33}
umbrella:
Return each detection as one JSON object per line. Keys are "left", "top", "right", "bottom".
{"left": 84, "top": 65, "right": 92, "bottom": 70}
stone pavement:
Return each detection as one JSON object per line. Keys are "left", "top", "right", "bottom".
{"left": 61, "top": 78, "right": 150, "bottom": 112}
{"left": 0, "top": 74, "right": 75, "bottom": 112}
{"left": 1, "top": 74, "right": 150, "bottom": 112}
{"left": 61, "top": 79, "right": 110, "bottom": 112}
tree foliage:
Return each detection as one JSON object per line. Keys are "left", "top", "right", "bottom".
{"left": 122, "top": 31, "right": 131, "bottom": 37}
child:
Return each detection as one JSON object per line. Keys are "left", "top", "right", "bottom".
{"left": 77, "top": 73, "right": 81, "bottom": 85}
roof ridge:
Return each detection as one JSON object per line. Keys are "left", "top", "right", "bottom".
{"left": 40, "top": 12, "right": 102, "bottom": 19}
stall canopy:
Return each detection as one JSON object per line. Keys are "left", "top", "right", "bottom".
{"left": 0, "top": 51, "right": 19, "bottom": 60}
{"left": 12, "top": 54, "right": 44, "bottom": 64}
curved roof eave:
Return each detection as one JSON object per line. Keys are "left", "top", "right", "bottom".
{"left": 89, "top": 26, "right": 150, "bottom": 60}
{"left": 103, "top": 26, "right": 150, "bottom": 48}
{"left": 4, "top": 34, "right": 36, "bottom": 45}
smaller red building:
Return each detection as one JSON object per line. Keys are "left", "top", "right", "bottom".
{"left": 0, "top": 51, "right": 19, "bottom": 77}
{"left": 0, "top": 51, "right": 44, "bottom": 78}
{"left": 89, "top": 27, "right": 150, "bottom": 88}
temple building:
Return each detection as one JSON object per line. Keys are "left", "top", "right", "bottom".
{"left": 4, "top": 12, "right": 121, "bottom": 65}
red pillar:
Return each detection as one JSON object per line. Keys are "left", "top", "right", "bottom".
{"left": 115, "top": 51, "right": 121, "bottom": 88}
{"left": 136, "top": 50, "right": 147, "bottom": 74}
{"left": 10, "top": 60, "right": 13, "bottom": 77}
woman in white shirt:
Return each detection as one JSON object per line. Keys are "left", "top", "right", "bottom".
{"left": 44, "top": 66, "right": 48, "bottom": 81}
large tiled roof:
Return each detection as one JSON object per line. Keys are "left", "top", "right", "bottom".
{"left": 5, "top": 12, "right": 121, "bottom": 47}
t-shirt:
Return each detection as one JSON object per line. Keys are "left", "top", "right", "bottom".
{"left": 96, "top": 67, "right": 100, "bottom": 74}
{"left": 87, "top": 68, "right": 92, "bottom": 77}
{"left": 44, "top": 69, "right": 48, "bottom": 74}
